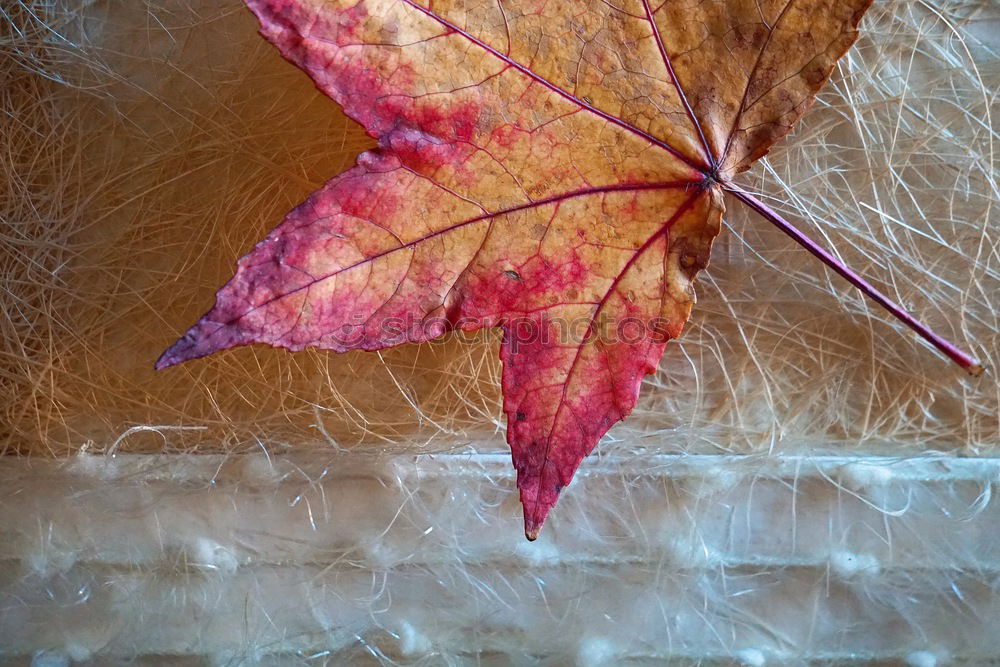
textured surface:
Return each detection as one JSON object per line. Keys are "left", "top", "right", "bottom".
{"left": 5, "top": 452, "right": 1000, "bottom": 663}
{"left": 1, "top": 0, "right": 994, "bottom": 464}
{"left": 157, "top": 0, "right": 871, "bottom": 535}
{"left": 1, "top": 0, "right": 998, "bottom": 662}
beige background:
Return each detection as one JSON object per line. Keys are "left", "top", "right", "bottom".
{"left": 1, "top": 0, "right": 998, "bottom": 662}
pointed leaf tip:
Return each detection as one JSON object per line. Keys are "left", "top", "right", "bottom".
{"left": 155, "top": 334, "right": 194, "bottom": 370}
{"left": 155, "top": 320, "right": 237, "bottom": 370}
{"left": 155, "top": 343, "right": 181, "bottom": 370}
{"left": 520, "top": 485, "right": 557, "bottom": 542}
{"left": 155, "top": 333, "right": 201, "bottom": 371}
{"left": 523, "top": 508, "right": 545, "bottom": 542}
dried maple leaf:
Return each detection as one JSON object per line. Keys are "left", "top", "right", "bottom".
{"left": 158, "top": 0, "right": 981, "bottom": 539}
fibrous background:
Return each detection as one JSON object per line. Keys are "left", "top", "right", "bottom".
{"left": 1, "top": 0, "right": 999, "bottom": 663}
{"left": 1, "top": 0, "right": 997, "bottom": 459}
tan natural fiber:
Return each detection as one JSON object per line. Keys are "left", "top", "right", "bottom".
{"left": 1, "top": 0, "right": 997, "bottom": 461}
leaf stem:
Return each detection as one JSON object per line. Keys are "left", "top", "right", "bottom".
{"left": 725, "top": 184, "right": 984, "bottom": 377}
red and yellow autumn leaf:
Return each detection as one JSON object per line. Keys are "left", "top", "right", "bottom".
{"left": 158, "top": 0, "right": 873, "bottom": 539}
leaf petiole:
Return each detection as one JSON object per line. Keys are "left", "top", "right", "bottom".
{"left": 724, "top": 184, "right": 984, "bottom": 377}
